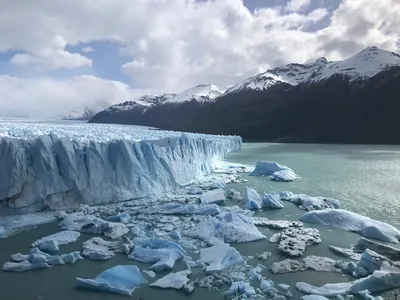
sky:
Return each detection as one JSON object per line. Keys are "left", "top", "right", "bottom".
{"left": 1, "top": 0, "right": 400, "bottom": 118}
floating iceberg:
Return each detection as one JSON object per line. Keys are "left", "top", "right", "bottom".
{"left": 38, "top": 240, "right": 59, "bottom": 253}
{"left": 59, "top": 214, "right": 128, "bottom": 238}
{"left": 244, "top": 186, "right": 262, "bottom": 210}
{"left": 187, "top": 212, "right": 265, "bottom": 245}
{"left": 271, "top": 227, "right": 321, "bottom": 257}
{"left": 200, "top": 188, "right": 226, "bottom": 205}
{"left": 0, "top": 121, "right": 241, "bottom": 214}
{"left": 76, "top": 265, "right": 147, "bottom": 296}
{"left": 187, "top": 186, "right": 203, "bottom": 195}
{"left": 353, "top": 237, "right": 400, "bottom": 260}
{"left": 199, "top": 242, "right": 243, "bottom": 274}
{"left": 252, "top": 217, "right": 303, "bottom": 229}
{"left": 150, "top": 270, "right": 191, "bottom": 289}
{"left": 31, "top": 230, "right": 80, "bottom": 249}
{"left": 225, "top": 281, "right": 256, "bottom": 297}
{"left": 105, "top": 212, "right": 131, "bottom": 224}
{"left": 262, "top": 192, "right": 285, "bottom": 208}
{"left": 82, "top": 236, "right": 133, "bottom": 260}
{"left": 249, "top": 161, "right": 297, "bottom": 181}
{"left": 3, "top": 248, "right": 83, "bottom": 272}
{"left": 291, "top": 194, "right": 340, "bottom": 211}
{"left": 270, "top": 256, "right": 345, "bottom": 274}
{"left": 140, "top": 203, "right": 221, "bottom": 215}
{"left": 300, "top": 209, "right": 400, "bottom": 243}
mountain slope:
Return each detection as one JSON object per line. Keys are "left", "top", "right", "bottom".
{"left": 89, "top": 46, "right": 400, "bottom": 144}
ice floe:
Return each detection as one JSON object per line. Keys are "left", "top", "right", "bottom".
{"left": 150, "top": 270, "right": 191, "bottom": 289}
{"left": 199, "top": 242, "right": 244, "bottom": 274}
{"left": 270, "top": 256, "right": 346, "bottom": 274}
{"left": 200, "top": 188, "right": 226, "bottom": 205}
{"left": 31, "top": 230, "right": 80, "bottom": 249}
{"left": 140, "top": 203, "right": 221, "bottom": 215}
{"left": 82, "top": 236, "right": 133, "bottom": 260}
{"left": 76, "top": 265, "right": 147, "bottom": 296}
{"left": 291, "top": 194, "right": 341, "bottom": 211}
{"left": 300, "top": 209, "right": 400, "bottom": 243}
{"left": 270, "top": 227, "right": 321, "bottom": 256}
{"left": 3, "top": 248, "right": 83, "bottom": 272}
{"left": 187, "top": 212, "right": 265, "bottom": 245}
{"left": 244, "top": 186, "right": 262, "bottom": 210}
{"left": 252, "top": 217, "right": 303, "bottom": 229}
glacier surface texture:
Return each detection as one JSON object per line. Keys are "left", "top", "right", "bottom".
{"left": 0, "top": 122, "right": 241, "bottom": 214}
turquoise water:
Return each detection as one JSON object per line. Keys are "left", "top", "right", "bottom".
{"left": 1, "top": 143, "right": 400, "bottom": 299}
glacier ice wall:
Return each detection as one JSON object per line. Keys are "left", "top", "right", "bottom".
{"left": 0, "top": 123, "right": 241, "bottom": 214}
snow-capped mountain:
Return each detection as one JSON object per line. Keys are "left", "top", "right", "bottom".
{"left": 223, "top": 46, "right": 400, "bottom": 96}
{"left": 106, "top": 94, "right": 176, "bottom": 114}
{"left": 165, "top": 84, "right": 224, "bottom": 104}
{"left": 63, "top": 104, "right": 108, "bottom": 120}
{"left": 90, "top": 46, "right": 400, "bottom": 144}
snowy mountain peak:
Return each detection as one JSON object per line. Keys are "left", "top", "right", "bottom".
{"left": 106, "top": 93, "right": 176, "bottom": 113}
{"left": 165, "top": 84, "right": 223, "bottom": 104}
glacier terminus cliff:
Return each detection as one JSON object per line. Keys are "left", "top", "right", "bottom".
{"left": 0, "top": 121, "right": 241, "bottom": 214}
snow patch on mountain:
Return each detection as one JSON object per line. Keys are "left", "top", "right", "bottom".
{"left": 165, "top": 84, "right": 223, "bottom": 104}
{"left": 106, "top": 94, "right": 176, "bottom": 113}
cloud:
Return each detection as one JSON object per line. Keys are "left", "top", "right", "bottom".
{"left": 0, "top": 75, "right": 154, "bottom": 118}
{"left": 82, "top": 46, "right": 95, "bottom": 53}
{"left": 0, "top": 0, "right": 400, "bottom": 117}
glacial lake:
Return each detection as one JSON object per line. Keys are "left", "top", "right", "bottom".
{"left": 1, "top": 142, "right": 400, "bottom": 300}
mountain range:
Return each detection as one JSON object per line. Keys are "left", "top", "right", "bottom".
{"left": 89, "top": 46, "right": 400, "bottom": 144}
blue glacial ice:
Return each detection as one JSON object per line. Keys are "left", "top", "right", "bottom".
{"left": 187, "top": 212, "right": 265, "bottom": 245}
{"left": 31, "top": 230, "right": 80, "bottom": 249}
{"left": 140, "top": 203, "right": 221, "bottom": 215}
{"left": 225, "top": 281, "right": 256, "bottom": 297}
{"left": 199, "top": 242, "right": 244, "bottom": 274}
{"left": 38, "top": 240, "right": 59, "bottom": 252}
{"left": 262, "top": 192, "right": 285, "bottom": 208}
{"left": 187, "top": 186, "right": 203, "bottom": 195}
{"left": 249, "top": 161, "right": 297, "bottom": 181}
{"left": 128, "top": 237, "right": 186, "bottom": 271}
{"left": 0, "top": 122, "right": 241, "bottom": 213}
{"left": 3, "top": 248, "right": 83, "bottom": 272}
{"left": 200, "top": 188, "right": 226, "bottom": 205}
{"left": 150, "top": 270, "right": 191, "bottom": 289}
{"left": 76, "top": 265, "right": 147, "bottom": 296}
{"left": 300, "top": 209, "right": 400, "bottom": 243}
{"left": 105, "top": 212, "right": 131, "bottom": 224}
{"left": 244, "top": 186, "right": 262, "bottom": 210}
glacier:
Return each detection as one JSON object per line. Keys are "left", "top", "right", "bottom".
{"left": 0, "top": 122, "right": 241, "bottom": 214}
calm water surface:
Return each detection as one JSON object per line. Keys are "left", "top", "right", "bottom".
{"left": 1, "top": 143, "right": 400, "bottom": 300}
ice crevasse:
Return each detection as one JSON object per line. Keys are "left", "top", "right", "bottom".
{"left": 0, "top": 123, "right": 242, "bottom": 214}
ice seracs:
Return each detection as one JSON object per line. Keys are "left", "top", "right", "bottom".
{"left": 300, "top": 209, "right": 400, "bottom": 243}
{"left": 76, "top": 265, "right": 147, "bottom": 296}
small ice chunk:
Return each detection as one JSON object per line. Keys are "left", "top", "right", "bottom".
{"left": 260, "top": 279, "right": 275, "bottom": 291}
{"left": 285, "top": 290, "right": 293, "bottom": 297}
{"left": 105, "top": 212, "right": 131, "bottom": 224}
{"left": 225, "top": 189, "right": 242, "bottom": 202}
{"left": 187, "top": 212, "right": 265, "bottom": 245}
{"left": 31, "top": 230, "right": 80, "bottom": 248}
{"left": 292, "top": 194, "right": 340, "bottom": 211}
{"left": 300, "top": 209, "right": 400, "bottom": 243}
{"left": 199, "top": 242, "right": 243, "bottom": 274}
{"left": 226, "top": 281, "right": 256, "bottom": 297}
{"left": 269, "top": 233, "right": 281, "bottom": 243}
{"left": 128, "top": 247, "right": 184, "bottom": 272}
{"left": 76, "top": 265, "right": 147, "bottom": 296}
{"left": 141, "top": 203, "right": 221, "bottom": 215}
{"left": 248, "top": 265, "right": 264, "bottom": 281}
{"left": 262, "top": 192, "right": 285, "bottom": 208}
{"left": 301, "top": 296, "right": 330, "bottom": 300}
{"left": 277, "top": 227, "right": 321, "bottom": 257}
{"left": 244, "top": 186, "right": 262, "bottom": 210}
{"left": 38, "top": 240, "right": 59, "bottom": 253}
{"left": 188, "top": 186, "right": 203, "bottom": 195}
{"left": 183, "top": 282, "right": 194, "bottom": 293}
{"left": 257, "top": 251, "right": 272, "bottom": 261}
{"left": 102, "top": 222, "right": 129, "bottom": 239}
{"left": 143, "top": 270, "right": 156, "bottom": 278}
{"left": 168, "top": 230, "right": 182, "bottom": 240}
{"left": 200, "top": 188, "right": 226, "bottom": 205}
{"left": 296, "top": 281, "right": 352, "bottom": 297}
{"left": 178, "top": 239, "right": 197, "bottom": 251}
{"left": 278, "top": 283, "right": 291, "bottom": 290}
{"left": 280, "top": 191, "right": 295, "bottom": 201}
{"left": 150, "top": 270, "right": 191, "bottom": 289}
{"left": 253, "top": 217, "right": 303, "bottom": 229}
{"left": 272, "top": 169, "right": 297, "bottom": 182}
